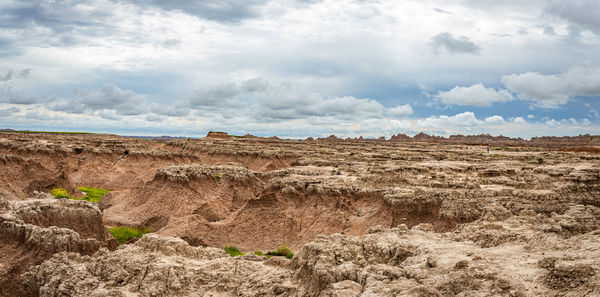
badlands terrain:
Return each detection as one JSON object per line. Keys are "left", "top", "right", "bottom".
{"left": 1, "top": 131, "right": 600, "bottom": 296}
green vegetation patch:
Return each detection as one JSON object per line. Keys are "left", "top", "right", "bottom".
{"left": 224, "top": 246, "right": 244, "bottom": 257}
{"left": 109, "top": 226, "right": 151, "bottom": 244}
{"left": 266, "top": 245, "right": 294, "bottom": 259}
{"left": 50, "top": 188, "right": 70, "bottom": 199}
{"left": 78, "top": 186, "right": 110, "bottom": 202}
{"left": 50, "top": 187, "right": 110, "bottom": 203}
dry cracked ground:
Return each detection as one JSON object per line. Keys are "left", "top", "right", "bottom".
{"left": 1, "top": 131, "right": 600, "bottom": 296}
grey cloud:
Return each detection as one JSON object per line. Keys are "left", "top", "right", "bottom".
{"left": 430, "top": 32, "right": 481, "bottom": 55}
{"left": 0, "top": 0, "right": 112, "bottom": 31}
{"left": 0, "top": 92, "right": 43, "bottom": 104}
{"left": 545, "top": 0, "right": 600, "bottom": 35}
{"left": 8, "top": 94, "right": 42, "bottom": 104}
{"left": 145, "top": 114, "right": 164, "bottom": 122}
{"left": 98, "top": 110, "right": 119, "bottom": 120}
{"left": 48, "top": 84, "right": 148, "bottom": 115}
{"left": 0, "top": 0, "right": 121, "bottom": 51}
{"left": 253, "top": 93, "right": 385, "bottom": 121}
{"left": 189, "top": 83, "right": 241, "bottom": 108}
{"left": 0, "top": 69, "right": 31, "bottom": 81}
{"left": 190, "top": 78, "right": 392, "bottom": 122}
{"left": 159, "top": 38, "right": 182, "bottom": 49}
{"left": 0, "top": 107, "right": 20, "bottom": 117}
{"left": 19, "top": 69, "right": 32, "bottom": 78}
{"left": 1, "top": 71, "right": 13, "bottom": 81}
{"left": 79, "top": 85, "right": 146, "bottom": 111}
{"left": 543, "top": 26, "right": 556, "bottom": 35}
{"left": 241, "top": 77, "right": 269, "bottom": 93}
{"left": 46, "top": 96, "right": 87, "bottom": 114}
{"left": 138, "top": 0, "right": 267, "bottom": 23}
{"left": 0, "top": 38, "right": 23, "bottom": 57}
{"left": 24, "top": 111, "right": 46, "bottom": 120}
{"left": 150, "top": 103, "right": 190, "bottom": 117}
{"left": 188, "top": 78, "right": 267, "bottom": 108}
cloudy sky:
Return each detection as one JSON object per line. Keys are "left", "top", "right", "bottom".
{"left": 1, "top": 0, "right": 599, "bottom": 138}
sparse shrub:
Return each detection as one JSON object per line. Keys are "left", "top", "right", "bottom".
{"left": 224, "top": 246, "right": 243, "bottom": 257}
{"left": 254, "top": 250, "right": 264, "bottom": 256}
{"left": 537, "top": 157, "right": 544, "bottom": 164}
{"left": 50, "top": 188, "right": 69, "bottom": 199}
{"left": 214, "top": 174, "right": 221, "bottom": 181}
{"left": 349, "top": 152, "right": 355, "bottom": 156}
{"left": 109, "top": 226, "right": 151, "bottom": 244}
{"left": 266, "top": 245, "right": 294, "bottom": 259}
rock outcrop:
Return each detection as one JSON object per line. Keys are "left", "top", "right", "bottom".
{"left": 23, "top": 220, "right": 600, "bottom": 296}
{"left": 0, "top": 197, "right": 117, "bottom": 296}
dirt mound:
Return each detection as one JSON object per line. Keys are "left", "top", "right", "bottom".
{"left": 0, "top": 197, "right": 117, "bottom": 296}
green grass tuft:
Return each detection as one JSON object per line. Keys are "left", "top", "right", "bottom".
{"left": 254, "top": 250, "right": 264, "bottom": 256}
{"left": 50, "top": 188, "right": 70, "bottom": 199}
{"left": 78, "top": 186, "right": 110, "bottom": 203}
{"left": 109, "top": 226, "right": 151, "bottom": 244}
{"left": 266, "top": 244, "right": 294, "bottom": 259}
{"left": 224, "top": 246, "right": 244, "bottom": 257}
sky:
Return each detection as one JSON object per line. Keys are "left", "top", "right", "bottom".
{"left": 1, "top": 0, "right": 599, "bottom": 139}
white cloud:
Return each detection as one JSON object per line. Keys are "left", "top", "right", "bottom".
{"left": 386, "top": 104, "right": 413, "bottom": 118}
{"left": 501, "top": 63, "right": 600, "bottom": 108}
{"left": 435, "top": 83, "right": 513, "bottom": 107}
{"left": 416, "top": 111, "right": 482, "bottom": 129}
{"left": 511, "top": 117, "right": 526, "bottom": 124}
{"left": 545, "top": 118, "right": 591, "bottom": 127}
{"left": 484, "top": 115, "right": 505, "bottom": 125}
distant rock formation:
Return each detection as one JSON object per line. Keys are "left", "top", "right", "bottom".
{"left": 313, "top": 132, "right": 599, "bottom": 148}
{"left": 206, "top": 131, "right": 230, "bottom": 138}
